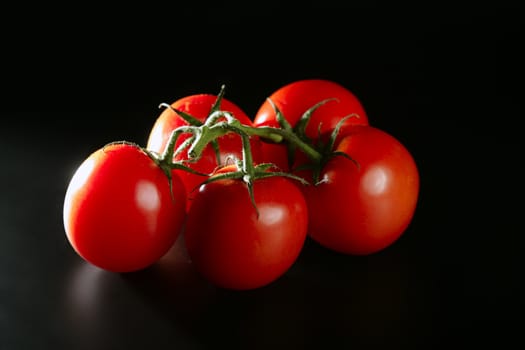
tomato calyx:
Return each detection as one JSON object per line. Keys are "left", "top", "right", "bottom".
{"left": 201, "top": 129, "right": 308, "bottom": 216}
{"left": 256, "top": 97, "right": 361, "bottom": 184}
{"left": 200, "top": 157, "right": 308, "bottom": 217}
{"left": 294, "top": 114, "right": 360, "bottom": 184}
{"left": 266, "top": 97, "right": 338, "bottom": 168}
{"left": 144, "top": 148, "right": 203, "bottom": 198}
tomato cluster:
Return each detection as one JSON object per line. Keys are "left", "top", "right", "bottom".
{"left": 63, "top": 79, "right": 420, "bottom": 290}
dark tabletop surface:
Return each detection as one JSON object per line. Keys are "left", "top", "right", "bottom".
{"left": 1, "top": 3, "right": 522, "bottom": 350}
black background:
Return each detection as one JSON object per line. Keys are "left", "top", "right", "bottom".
{"left": 1, "top": 2, "right": 522, "bottom": 349}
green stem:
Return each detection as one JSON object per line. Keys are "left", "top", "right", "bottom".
{"left": 239, "top": 132, "right": 259, "bottom": 215}
{"left": 162, "top": 126, "right": 195, "bottom": 161}
{"left": 187, "top": 124, "right": 228, "bottom": 160}
{"left": 240, "top": 132, "right": 254, "bottom": 176}
{"left": 237, "top": 124, "right": 322, "bottom": 163}
{"left": 166, "top": 111, "right": 324, "bottom": 166}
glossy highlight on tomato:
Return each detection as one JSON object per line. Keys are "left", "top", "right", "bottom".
{"left": 63, "top": 142, "right": 187, "bottom": 272}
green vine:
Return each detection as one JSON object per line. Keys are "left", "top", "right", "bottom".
{"left": 148, "top": 85, "right": 358, "bottom": 210}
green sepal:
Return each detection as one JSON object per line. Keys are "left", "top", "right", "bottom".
{"left": 294, "top": 97, "right": 338, "bottom": 143}
{"left": 209, "top": 84, "right": 227, "bottom": 116}
{"left": 158, "top": 102, "right": 203, "bottom": 126}
{"left": 265, "top": 99, "right": 296, "bottom": 168}
{"left": 325, "top": 114, "right": 352, "bottom": 153}
{"left": 254, "top": 170, "right": 310, "bottom": 186}
{"left": 169, "top": 162, "right": 210, "bottom": 176}
{"left": 142, "top": 147, "right": 178, "bottom": 201}
{"left": 266, "top": 97, "right": 293, "bottom": 132}
{"left": 198, "top": 168, "right": 244, "bottom": 185}
{"left": 329, "top": 151, "right": 360, "bottom": 170}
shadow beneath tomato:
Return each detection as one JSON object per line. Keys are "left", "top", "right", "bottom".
{"left": 272, "top": 235, "right": 440, "bottom": 348}
{"left": 61, "top": 235, "right": 217, "bottom": 348}
{"left": 176, "top": 233, "right": 439, "bottom": 349}
{"left": 121, "top": 234, "right": 219, "bottom": 324}
{"left": 62, "top": 229, "right": 439, "bottom": 349}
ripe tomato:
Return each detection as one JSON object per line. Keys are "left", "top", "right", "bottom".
{"left": 183, "top": 166, "right": 309, "bottom": 290}
{"left": 253, "top": 79, "right": 369, "bottom": 171}
{"left": 63, "top": 142, "right": 187, "bottom": 272}
{"left": 300, "top": 125, "right": 420, "bottom": 255}
{"left": 146, "top": 93, "right": 262, "bottom": 210}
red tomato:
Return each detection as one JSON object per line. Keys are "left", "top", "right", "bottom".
{"left": 184, "top": 166, "right": 309, "bottom": 290}
{"left": 300, "top": 125, "right": 420, "bottom": 255}
{"left": 146, "top": 93, "right": 262, "bottom": 210}
{"left": 63, "top": 142, "right": 187, "bottom": 272}
{"left": 253, "top": 79, "right": 369, "bottom": 171}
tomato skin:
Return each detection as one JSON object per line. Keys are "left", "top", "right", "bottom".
{"left": 184, "top": 173, "right": 308, "bottom": 290}
{"left": 63, "top": 143, "right": 186, "bottom": 272}
{"left": 146, "top": 94, "right": 262, "bottom": 210}
{"left": 253, "top": 79, "right": 369, "bottom": 170}
{"left": 300, "top": 125, "right": 420, "bottom": 255}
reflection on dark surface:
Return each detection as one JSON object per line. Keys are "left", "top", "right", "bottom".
{"left": 66, "top": 262, "right": 107, "bottom": 326}
{"left": 63, "top": 237, "right": 214, "bottom": 349}
{"left": 62, "top": 233, "right": 437, "bottom": 349}
{"left": 64, "top": 261, "right": 119, "bottom": 348}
